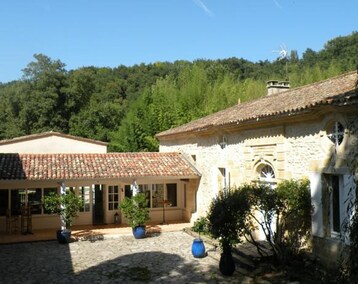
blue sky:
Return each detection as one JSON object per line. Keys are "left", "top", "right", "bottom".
{"left": 0, "top": 0, "right": 357, "bottom": 83}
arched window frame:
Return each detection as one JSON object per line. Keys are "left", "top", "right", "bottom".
{"left": 255, "top": 162, "right": 276, "bottom": 188}
{"left": 326, "top": 121, "right": 345, "bottom": 147}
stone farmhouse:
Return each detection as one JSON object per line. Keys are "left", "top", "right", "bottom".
{"left": 156, "top": 71, "right": 358, "bottom": 262}
{"left": 0, "top": 71, "right": 357, "bottom": 263}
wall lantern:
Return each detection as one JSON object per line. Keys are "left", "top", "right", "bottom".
{"left": 219, "top": 135, "right": 227, "bottom": 149}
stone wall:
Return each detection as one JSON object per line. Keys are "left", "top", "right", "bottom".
{"left": 159, "top": 112, "right": 358, "bottom": 239}
{"left": 159, "top": 110, "right": 358, "bottom": 264}
{"left": 159, "top": 119, "right": 326, "bottom": 218}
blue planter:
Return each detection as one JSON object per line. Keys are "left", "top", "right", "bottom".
{"left": 192, "top": 239, "right": 206, "bottom": 258}
{"left": 57, "top": 230, "right": 71, "bottom": 244}
{"left": 132, "top": 226, "right": 146, "bottom": 239}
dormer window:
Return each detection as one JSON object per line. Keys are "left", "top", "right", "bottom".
{"left": 327, "top": 121, "right": 344, "bottom": 147}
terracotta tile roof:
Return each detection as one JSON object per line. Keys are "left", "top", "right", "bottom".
{"left": 0, "top": 152, "right": 200, "bottom": 181}
{"left": 0, "top": 131, "right": 108, "bottom": 146}
{"left": 156, "top": 71, "right": 358, "bottom": 138}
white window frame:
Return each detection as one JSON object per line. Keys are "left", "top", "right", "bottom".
{"left": 219, "top": 167, "right": 228, "bottom": 191}
{"left": 108, "top": 185, "right": 119, "bottom": 211}
{"left": 256, "top": 163, "right": 276, "bottom": 189}
{"left": 132, "top": 183, "right": 178, "bottom": 209}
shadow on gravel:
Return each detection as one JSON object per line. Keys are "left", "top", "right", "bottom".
{"left": 0, "top": 236, "right": 245, "bottom": 283}
{"left": 0, "top": 240, "right": 74, "bottom": 283}
{"left": 75, "top": 251, "right": 221, "bottom": 283}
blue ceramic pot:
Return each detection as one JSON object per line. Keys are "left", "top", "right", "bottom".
{"left": 192, "top": 239, "right": 206, "bottom": 258}
{"left": 132, "top": 226, "right": 146, "bottom": 239}
{"left": 57, "top": 229, "right": 71, "bottom": 244}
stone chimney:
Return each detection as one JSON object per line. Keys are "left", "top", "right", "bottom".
{"left": 266, "top": 80, "right": 290, "bottom": 96}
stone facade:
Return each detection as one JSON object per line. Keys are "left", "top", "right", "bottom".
{"left": 157, "top": 71, "right": 358, "bottom": 265}
{"left": 160, "top": 112, "right": 358, "bottom": 218}
{"left": 160, "top": 110, "right": 358, "bottom": 266}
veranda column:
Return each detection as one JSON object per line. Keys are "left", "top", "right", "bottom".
{"left": 60, "top": 182, "right": 66, "bottom": 230}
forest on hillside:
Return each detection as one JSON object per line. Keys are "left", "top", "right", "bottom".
{"left": 0, "top": 32, "right": 357, "bottom": 152}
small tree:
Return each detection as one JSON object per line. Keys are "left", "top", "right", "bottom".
{"left": 240, "top": 179, "right": 312, "bottom": 264}
{"left": 43, "top": 190, "right": 83, "bottom": 230}
{"left": 276, "top": 178, "right": 312, "bottom": 256}
{"left": 240, "top": 184, "right": 280, "bottom": 258}
{"left": 207, "top": 189, "right": 250, "bottom": 253}
{"left": 192, "top": 216, "right": 209, "bottom": 240}
{"left": 207, "top": 188, "right": 250, "bottom": 276}
{"left": 119, "top": 193, "right": 150, "bottom": 228}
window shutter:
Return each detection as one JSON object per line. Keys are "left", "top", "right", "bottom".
{"left": 310, "top": 173, "right": 324, "bottom": 237}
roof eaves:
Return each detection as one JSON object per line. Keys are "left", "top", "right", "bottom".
{"left": 178, "top": 152, "right": 202, "bottom": 177}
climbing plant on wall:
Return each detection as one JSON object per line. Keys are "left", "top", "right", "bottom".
{"left": 339, "top": 114, "right": 358, "bottom": 282}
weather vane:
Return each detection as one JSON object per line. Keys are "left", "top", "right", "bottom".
{"left": 273, "top": 43, "right": 289, "bottom": 79}
{"left": 273, "top": 43, "right": 288, "bottom": 60}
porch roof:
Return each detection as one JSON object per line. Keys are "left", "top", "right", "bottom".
{"left": 0, "top": 152, "right": 200, "bottom": 180}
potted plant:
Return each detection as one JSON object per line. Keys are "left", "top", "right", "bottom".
{"left": 191, "top": 217, "right": 207, "bottom": 258}
{"left": 119, "top": 193, "right": 150, "bottom": 239}
{"left": 207, "top": 188, "right": 250, "bottom": 276}
{"left": 43, "top": 189, "right": 83, "bottom": 244}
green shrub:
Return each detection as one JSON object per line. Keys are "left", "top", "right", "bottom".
{"left": 192, "top": 216, "right": 209, "bottom": 239}
{"left": 119, "top": 193, "right": 150, "bottom": 228}
{"left": 276, "top": 178, "right": 312, "bottom": 255}
{"left": 240, "top": 179, "right": 312, "bottom": 263}
{"left": 43, "top": 189, "right": 83, "bottom": 230}
{"left": 207, "top": 189, "right": 250, "bottom": 252}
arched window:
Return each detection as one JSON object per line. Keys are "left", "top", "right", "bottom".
{"left": 256, "top": 163, "right": 276, "bottom": 188}
{"left": 326, "top": 121, "right": 345, "bottom": 147}
{"left": 260, "top": 165, "right": 275, "bottom": 180}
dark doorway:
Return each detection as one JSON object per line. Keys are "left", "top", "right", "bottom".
{"left": 93, "top": 184, "right": 104, "bottom": 225}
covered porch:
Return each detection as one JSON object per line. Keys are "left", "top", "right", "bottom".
{"left": 0, "top": 152, "right": 201, "bottom": 234}
{"left": 0, "top": 221, "right": 191, "bottom": 244}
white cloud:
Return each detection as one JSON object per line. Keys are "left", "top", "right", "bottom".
{"left": 193, "top": 0, "right": 214, "bottom": 17}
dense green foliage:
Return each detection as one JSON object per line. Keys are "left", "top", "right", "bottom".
{"left": 43, "top": 189, "right": 83, "bottom": 229}
{"left": 119, "top": 193, "right": 150, "bottom": 228}
{"left": 275, "top": 179, "right": 312, "bottom": 256}
{"left": 207, "top": 189, "right": 250, "bottom": 252}
{"left": 0, "top": 32, "right": 357, "bottom": 150}
{"left": 207, "top": 179, "right": 311, "bottom": 264}
{"left": 338, "top": 116, "right": 358, "bottom": 283}
{"left": 346, "top": 118, "right": 358, "bottom": 283}
{"left": 240, "top": 179, "right": 311, "bottom": 263}
{"left": 192, "top": 216, "right": 210, "bottom": 239}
